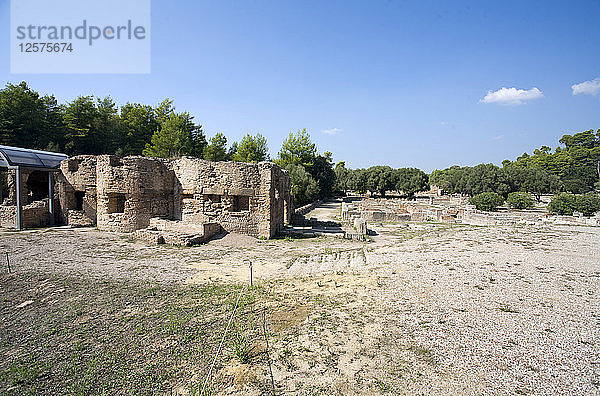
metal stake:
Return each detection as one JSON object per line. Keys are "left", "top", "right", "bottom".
{"left": 15, "top": 167, "right": 22, "bottom": 230}
{"left": 249, "top": 261, "right": 253, "bottom": 286}
{"left": 5, "top": 252, "right": 10, "bottom": 273}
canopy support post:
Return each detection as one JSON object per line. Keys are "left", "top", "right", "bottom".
{"left": 48, "top": 171, "right": 54, "bottom": 226}
{"left": 15, "top": 166, "right": 22, "bottom": 230}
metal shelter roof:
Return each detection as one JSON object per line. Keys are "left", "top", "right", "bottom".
{"left": 0, "top": 145, "right": 68, "bottom": 170}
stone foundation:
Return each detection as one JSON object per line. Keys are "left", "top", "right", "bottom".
{"left": 134, "top": 218, "right": 223, "bottom": 246}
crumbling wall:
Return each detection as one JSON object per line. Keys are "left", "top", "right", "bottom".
{"left": 57, "top": 156, "right": 98, "bottom": 226}
{"left": 96, "top": 156, "right": 175, "bottom": 232}
{"left": 268, "top": 165, "right": 293, "bottom": 236}
{"left": 0, "top": 169, "right": 52, "bottom": 229}
{"left": 0, "top": 200, "right": 49, "bottom": 229}
{"left": 0, "top": 205, "right": 15, "bottom": 228}
{"left": 51, "top": 154, "right": 291, "bottom": 239}
{"left": 170, "top": 158, "right": 288, "bottom": 238}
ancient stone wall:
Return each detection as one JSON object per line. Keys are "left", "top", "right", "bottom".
{"left": 0, "top": 200, "right": 49, "bottom": 229}
{"left": 0, "top": 169, "right": 53, "bottom": 229}
{"left": 4, "top": 154, "right": 291, "bottom": 238}
{"left": 96, "top": 156, "right": 175, "bottom": 232}
{"left": 57, "top": 156, "right": 98, "bottom": 226}
{"left": 170, "top": 157, "right": 291, "bottom": 238}
{"left": 268, "top": 165, "right": 293, "bottom": 237}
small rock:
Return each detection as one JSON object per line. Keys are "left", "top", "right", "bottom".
{"left": 16, "top": 300, "right": 34, "bottom": 309}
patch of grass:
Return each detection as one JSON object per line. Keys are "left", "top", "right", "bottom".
{"left": 230, "top": 324, "right": 255, "bottom": 364}
{"left": 0, "top": 272, "right": 267, "bottom": 394}
{"left": 375, "top": 379, "right": 392, "bottom": 392}
{"left": 0, "top": 358, "right": 50, "bottom": 391}
{"left": 408, "top": 345, "right": 436, "bottom": 365}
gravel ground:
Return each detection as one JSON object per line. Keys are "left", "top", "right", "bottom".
{"left": 1, "top": 220, "right": 598, "bottom": 394}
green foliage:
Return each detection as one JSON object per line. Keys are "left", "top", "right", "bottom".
{"left": 576, "top": 192, "right": 600, "bottom": 216}
{"left": 469, "top": 192, "right": 504, "bottom": 212}
{"left": 119, "top": 102, "right": 159, "bottom": 156}
{"left": 230, "top": 324, "right": 254, "bottom": 364}
{"left": 0, "top": 81, "right": 63, "bottom": 150}
{"left": 430, "top": 164, "right": 509, "bottom": 197}
{"left": 142, "top": 112, "right": 206, "bottom": 158}
{"left": 348, "top": 168, "right": 368, "bottom": 194}
{"left": 506, "top": 192, "right": 534, "bottom": 209}
{"left": 395, "top": 167, "right": 429, "bottom": 197}
{"left": 0, "top": 82, "right": 210, "bottom": 159}
{"left": 548, "top": 192, "right": 600, "bottom": 216}
{"left": 342, "top": 166, "right": 428, "bottom": 197}
{"left": 365, "top": 166, "right": 396, "bottom": 196}
{"left": 203, "top": 133, "right": 229, "bottom": 161}
{"left": 334, "top": 161, "right": 350, "bottom": 192}
{"left": 515, "top": 129, "right": 600, "bottom": 193}
{"left": 306, "top": 152, "right": 336, "bottom": 198}
{"left": 232, "top": 133, "right": 269, "bottom": 162}
{"left": 284, "top": 163, "right": 320, "bottom": 206}
{"left": 277, "top": 128, "right": 317, "bottom": 167}
{"left": 502, "top": 163, "right": 562, "bottom": 200}
{"left": 276, "top": 130, "right": 334, "bottom": 206}
{"left": 547, "top": 193, "right": 578, "bottom": 215}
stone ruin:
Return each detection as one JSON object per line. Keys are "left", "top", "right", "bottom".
{"left": 341, "top": 195, "right": 600, "bottom": 227}
{"left": 0, "top": 169, "right": 52, "bottom": 229}
{"left": 1, "top": 155, "right": 293, "bottom": 244}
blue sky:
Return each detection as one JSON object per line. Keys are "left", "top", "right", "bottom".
{"left": 1, "top": 0, "right": 599, "bottom": 171}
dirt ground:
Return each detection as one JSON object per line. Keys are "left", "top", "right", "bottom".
{"left": 1, "top": 205, "right": 599, "bottom": 394}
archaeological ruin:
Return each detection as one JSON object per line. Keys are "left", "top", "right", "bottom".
{"left": 0, "top": 145, "right": 293, "bottom": 244}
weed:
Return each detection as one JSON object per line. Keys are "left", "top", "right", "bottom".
{"left": 230, "top": 324, "right": 254, "bottom": 364}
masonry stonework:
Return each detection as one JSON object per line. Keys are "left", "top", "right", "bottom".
{"left": 1, "top": 155, "right": 292, "bottom": 239}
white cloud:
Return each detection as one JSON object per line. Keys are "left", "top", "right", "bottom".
{"left": 322, "top": 128, "right": 342, "bottom": 135}
{"left": 572, "top": 78, "right": 600, "bottom": 96}
{"left": 492, "top": 134, "right": 504, "bottom": 140}
{"left": 480, "top": 87, "right": 543, "bottom": 106}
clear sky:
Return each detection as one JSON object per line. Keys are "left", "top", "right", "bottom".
{"left": 1, "top": 0, "right": 599, "bottom": 172}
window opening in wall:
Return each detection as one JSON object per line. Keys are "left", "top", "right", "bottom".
{"left": 74, "top": 191, "right": 85, "bottom": 210}
{"left": 206, "top": 194, "right": 221, "bottom": 203}
{"left": 25, "top": 170, "right": 48, "bottom": 202}
{"left": 232, "top": 195, "right": 249, "bottom": 212}
{"left": 108, "top": 193, "right": 126, "bottom": 213}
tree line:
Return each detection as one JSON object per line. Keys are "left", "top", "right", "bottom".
{"left": 1, "top": 81, "right": 599, "bottom": 209}
{"left": 0, "top": 81, "right": 269, "bottom": 162}
{"left": 430, "top": 129, "right": 600, "bottom": 199}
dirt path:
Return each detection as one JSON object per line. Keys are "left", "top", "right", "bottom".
{"left": 305, "top": 199, "right": 342, "bottom": 222}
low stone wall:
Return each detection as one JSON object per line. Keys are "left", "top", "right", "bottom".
{"left": 67, "top": 210, "right": 95, "bottom": 227}
{"left": 0, "top": 200, "right": 49, "bottom": 229}
{"left": 0, "top": 206, "right": 16, "bottom": 228}
{"left": 294, "top": 199, "right": 325, "bottom": 216}
{"left": 459, "top": 208, "right": 537, "bottom": 225}
{"left": 548, "top": 214, "right": 600, "bottom": 226}
{"left": 134, "top": 218, "right": 223, "bottom": 246}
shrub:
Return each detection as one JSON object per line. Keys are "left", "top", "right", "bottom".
{"left": 575, "top": 192, "right": 600, "bottom": 216}
{"left": 506, "top": 192, "right": 534, "bottom": 209}
{"left": 548, "top": 192, "right": 600, "bottom": 216}
{"left": 547, "top": 193, "right": 577, "bottom": 215}
{"left": 469, "top": 192, "right": 504, "bottom": 212}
